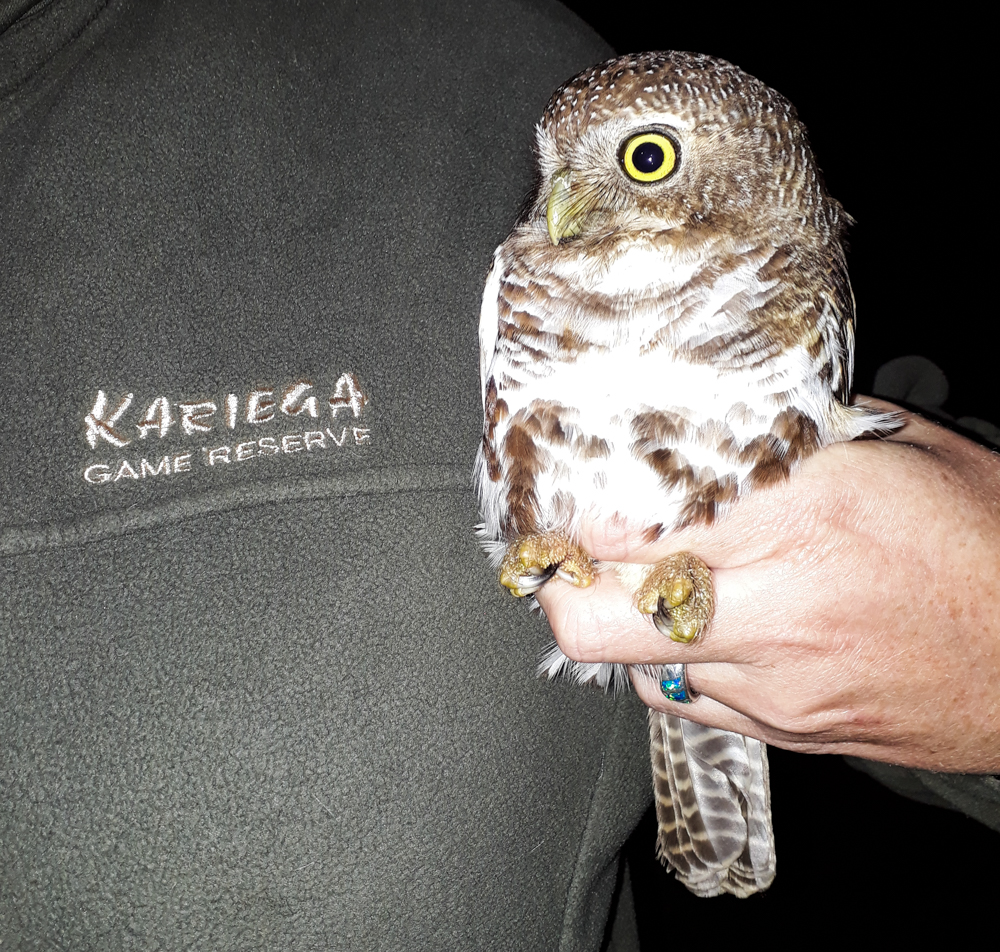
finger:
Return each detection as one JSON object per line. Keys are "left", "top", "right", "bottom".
{"left": 538, "top": 578, "right": 845, "bottom": 746}
{"left": 630, "top": 664, "right": 883, "bottom": 758}
{"left": 574, "top": 399, "right": 939, "bottom": 568}
{"left": 574, "top": 470, "right": 819, "bottom": 568}
{"left": 630, "top": 663, "right": 773, "bottom": 739}
{"left": 535, "top": 562, "right": 774, "bottom": 666}
{"left": 635, "top": 653, "right": 833, "bottom": 730}
{"left": 534, "top": 570, "right": 678, "bottom": 665}
{"left": 572, "top": 502, "right": 779, "bottom": 566}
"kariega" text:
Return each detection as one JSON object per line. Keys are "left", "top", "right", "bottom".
{"left": 84, "top": 374, "right": 369, "bottom": 449}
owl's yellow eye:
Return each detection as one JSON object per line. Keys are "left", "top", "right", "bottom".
{"left": 620, "top": 132, "right": 678, "bottom": 183}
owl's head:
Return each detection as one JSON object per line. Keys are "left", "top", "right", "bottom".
{"left": 528, "top": 52, "right": 845, "bottom": 250}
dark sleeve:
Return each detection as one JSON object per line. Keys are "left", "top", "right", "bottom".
{"left": 845, "top": 759, "right": 1000, "bottom": 833}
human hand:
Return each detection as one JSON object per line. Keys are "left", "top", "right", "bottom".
{"left": 535, "top": 400, "right": 1000, "bottom": 773}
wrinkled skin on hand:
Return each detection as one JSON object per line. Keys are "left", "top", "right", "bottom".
{"left": 536, "top": 399, "right": 1000, "bottom": 773}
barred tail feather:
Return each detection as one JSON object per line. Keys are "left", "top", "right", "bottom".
{"left": 649, "top": 711, "right": 775, "bottom": 897}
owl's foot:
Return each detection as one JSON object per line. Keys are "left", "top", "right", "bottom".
{"left": 636, "top": 552, "right": 714, "bottom": 643}
{"left": 499, "top": 534, "right": 596, "bottom": 597}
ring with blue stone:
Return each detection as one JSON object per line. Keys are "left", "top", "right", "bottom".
{"left": 660, "top": 663, "right": 697, "bottom": 704}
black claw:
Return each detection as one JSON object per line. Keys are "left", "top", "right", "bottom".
{"left": 651, "top": 600, "right": 674, "bottom": 638}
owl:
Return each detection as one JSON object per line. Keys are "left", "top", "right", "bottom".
{"left": 475, "top": 51, "right": 897, "bottom": 897}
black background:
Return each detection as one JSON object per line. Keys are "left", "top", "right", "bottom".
{"left": 557, "top": 5, "right": 997, "bottom": 945}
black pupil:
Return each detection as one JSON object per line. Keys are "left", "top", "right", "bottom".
{"left": 632, "top": 141, "right": 664, "bottom": 174}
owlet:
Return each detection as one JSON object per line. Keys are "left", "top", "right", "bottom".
{"left": 475, "top": 51, "right": 895, "bottom": 896}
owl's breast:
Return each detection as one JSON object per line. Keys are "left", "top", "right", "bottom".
{"left": 476, "top": 239, "right": 845, "bottom": 541}
{"left": 479, "top": 341, "right": 785, "bottom": 538}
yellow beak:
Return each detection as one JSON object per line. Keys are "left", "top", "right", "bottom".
{"left": 546, "top": 170, "right": 594, "bottom": 245}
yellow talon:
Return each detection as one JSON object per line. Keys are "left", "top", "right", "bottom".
{"left": 499, "top": 533, "right": 596, "bottom": 597}
{"left": 635, "top": 552, "right": 714, "bottom": 644}
{"left": 665, "top": 576, "right": 694, "bottom": 608}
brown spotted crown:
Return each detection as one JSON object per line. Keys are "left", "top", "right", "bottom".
{"left": 533, "top": 51, "right": 845, "bottom": 244}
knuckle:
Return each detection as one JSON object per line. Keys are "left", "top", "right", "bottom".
{"left": 759, "top": 693, "right": 834, "bottom": 736}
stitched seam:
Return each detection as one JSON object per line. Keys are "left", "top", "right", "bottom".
{"left": 0, "top": 464, "right": 471, "bottom": 555}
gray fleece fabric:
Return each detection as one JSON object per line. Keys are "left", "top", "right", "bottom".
{"left": 1, "top": 2, "right": 654, "bottom": 948}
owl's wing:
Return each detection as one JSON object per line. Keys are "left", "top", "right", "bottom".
{"left": 649, "top": 710, "right": 775, "bottom": 897}
{"left": 818, "top": 244, "right": 856, "bottom": 404}
{"left": 478, "top": 247, "right": 504, "bottom": 409}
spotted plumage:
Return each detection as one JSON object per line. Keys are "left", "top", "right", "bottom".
{"left": 475, "top": 51, "right": 896, "bottom": 897}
